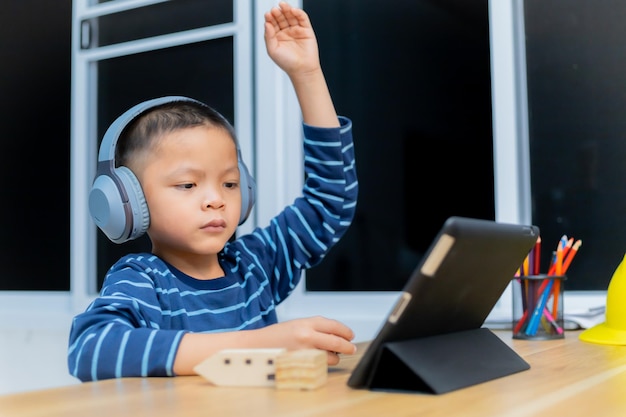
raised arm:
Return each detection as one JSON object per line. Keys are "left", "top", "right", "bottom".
{"left": 264, "top": 2, "right": 339, "bottom": 128}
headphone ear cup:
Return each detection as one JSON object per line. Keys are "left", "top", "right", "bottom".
{"left": 238, "top": 159, "right": 256, "bottom": 225}
{"left": 115, "top": 166, "right": 150, "bottom": 241}
{"left": 88, "top": 166, "right": 149, "bottom": 244}
{"left": 89, "top": 172, "right": 130, "bottom": 243}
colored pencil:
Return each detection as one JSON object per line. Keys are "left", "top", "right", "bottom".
{"left": 543, "top": 307, "right": 564, "bottom": 335}
{"left": 562, "top": 239, "right": 582, "bottom": 274}
{"left": 548, "top": 237, "right": 573, "bottom": 275}
{"left": 551, "top": 240, "right": 564, "bottom": 315}
{"left": 526, "top": 279, "right": 554, "bottom": 336}
{"left": 555, "top": 240, "right": 564, "bottom": 276}
{"left": 523, "top": 255, "right": 530, "bottom": 276}
{"left": 533, "top": 236, "right": 542, "bottom": 275}
{"left": 513, "top": 277, "right": 550, "bottom": 334}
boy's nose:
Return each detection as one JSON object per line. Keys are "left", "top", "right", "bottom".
{"left": 202, "top": 188, "right": 225, "bottom": 210}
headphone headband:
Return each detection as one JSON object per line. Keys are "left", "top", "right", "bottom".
{"left": 98, "top": 96, "right": 207, "bottom": 162}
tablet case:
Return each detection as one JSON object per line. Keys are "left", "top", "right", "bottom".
{"left": 347, "top": 216, "right": 539, "bottom": 394}
{"left": 367, "top": 328, "right": 529, "bottom": 394}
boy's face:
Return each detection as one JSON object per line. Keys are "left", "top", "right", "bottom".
{"left": 137, "top": 125, "right": 242, "bottom": 260}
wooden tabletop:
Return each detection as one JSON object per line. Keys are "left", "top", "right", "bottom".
{"left": 3, "top": 330, "right": 626, "bottom": 417}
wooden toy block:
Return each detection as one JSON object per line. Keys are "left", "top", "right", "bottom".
{"left": 274, "top": 349, "right": 327, "bottom": 390}
{"left": 194, "top": 348, "right": 286, "bottom": 387}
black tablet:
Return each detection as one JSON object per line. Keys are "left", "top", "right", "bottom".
{"left": 347, "top": 216, "right": 540, "bottom": 393}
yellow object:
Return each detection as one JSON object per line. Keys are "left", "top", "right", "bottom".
{"left": 580, "top": 253, "right": 626, "bottom": 345}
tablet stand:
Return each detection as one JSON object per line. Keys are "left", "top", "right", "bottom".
{"left": 365, "top": 327, "right": 530, "bottom": 395}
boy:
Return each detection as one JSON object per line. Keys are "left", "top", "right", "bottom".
{"left": 68, "top": 2, "right": 358, "bottom": 382}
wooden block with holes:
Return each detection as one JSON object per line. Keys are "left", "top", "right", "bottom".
{"left": 194, "top": 348, "right": 286, "bottom": 387}
{"left": 274, "top": 349, "right": 327, "bottom": 390}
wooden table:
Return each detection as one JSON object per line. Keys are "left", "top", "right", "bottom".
{"left": 3, "top": 330, "right": 626, "bottom": 417}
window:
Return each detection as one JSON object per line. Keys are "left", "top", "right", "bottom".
{"left": 2, "top": 1, "right": 610, "bottom": 339}
{"left": 524, "top": 0, "right": 626, "bottom": 292}
{"left": 0, "top": 1, "right": 71, "bottom": 291}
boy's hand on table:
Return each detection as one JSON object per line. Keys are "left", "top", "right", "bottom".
{"left": 262, "top": 316, "right": 357, "bottom": 365}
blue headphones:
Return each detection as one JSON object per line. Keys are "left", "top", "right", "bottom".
{"left": 88, "top": 96, "right": 256, "bottom": 244}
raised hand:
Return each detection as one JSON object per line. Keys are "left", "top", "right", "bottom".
{"left": 264, "top": 2, "right": 320, "bottom": 77}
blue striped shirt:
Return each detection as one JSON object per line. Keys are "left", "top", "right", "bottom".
{"left": 68, "top": 117, "right": 357, "bottom": 381}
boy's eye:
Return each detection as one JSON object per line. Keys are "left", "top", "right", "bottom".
{"left": 177, "top": 183, "right": 194, "bottom": 190}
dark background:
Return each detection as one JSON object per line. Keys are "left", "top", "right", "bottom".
{"left": 304, "top": 0, "right": 494, "bottom": 290}
{"left": 0, "top": 1, "right": 71, "bottom": 290}
{"left": 525, "top": 0, "right": 626, "bottom": 290}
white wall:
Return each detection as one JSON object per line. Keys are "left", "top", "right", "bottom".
{"left": 0, "top": 313, "right": 80, "bottom": 395}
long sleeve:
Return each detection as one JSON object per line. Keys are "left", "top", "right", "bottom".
{"left": 67, "top": 255, "right": 187, "bottom": 382}
{"left": 232, "top": 116, "right": 358, "bottom": 303}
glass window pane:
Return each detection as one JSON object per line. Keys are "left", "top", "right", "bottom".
{"left": 303, "top": 0, "right": 494, "bottom": 291}
{"left": 0, "top": 1, "right": 71, "bottom": 291}
{"left": 525, "top": 0, "right": 626, "bottom": 291}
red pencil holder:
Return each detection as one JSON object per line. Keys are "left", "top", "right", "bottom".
{"left": 512, "top": 274, "right": 566, "bottom": 340}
